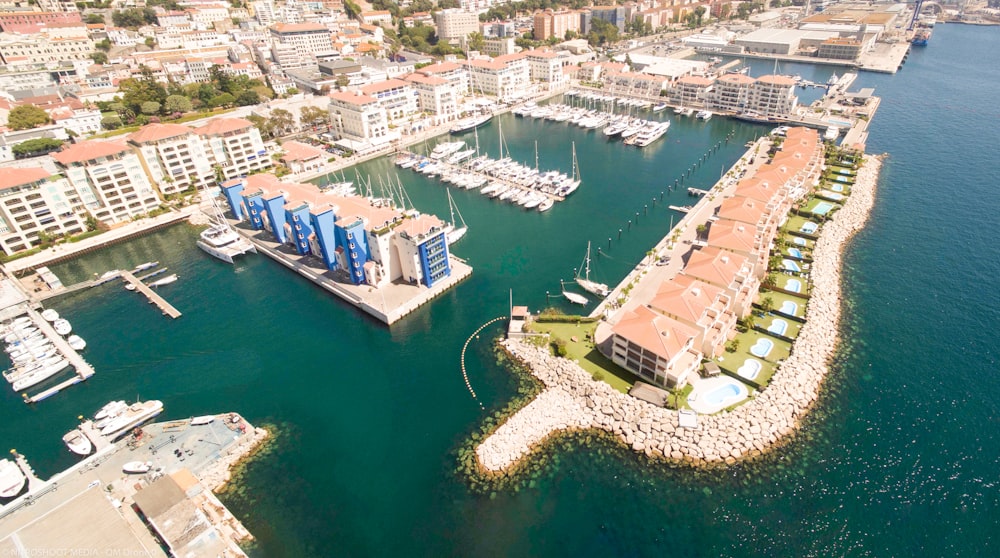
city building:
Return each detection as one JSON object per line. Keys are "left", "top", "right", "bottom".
{"left": 52, "top": 140, "right": 162, "bottom": 226}
{"left": 464, "top": 53, "right": 529, "bottom": 101}
{"left": 681, "top": 246, "right": 758, "bottom": 318}
{"left": 414, "top": 61, "right": 469, "bottom": 98}
{"left": 128, "top": 123, "right": 215, "bottom": 197}
{"left": 533, "top": 9, "right": 580, "bottom": 41}
{"left": 0, "top": 10, "right": 82, "bottom": 34}
{"left": 672, "top": 75, "right": 714, "bottom": 107}
{"left": 648, "top": 275, "right": 738, "bottom": 358}
{"left": 0, "top": 167, "right": 84, "bottom": 256}
{"left": 279, "top": 140, "right": 326, "bottom": 174}
{"left": 328, "top": 90, "right": 397, "bottom": 151}
{"left": 609, "top": 305, "right": 703, "bottom": 389}
{"left": 749, "top": 74, "right": 798, "bottom": 117}
{"left": 403, "top": 73, "right": 459, "bottom": 124}
{"left": 523, "top": 49, "right": 566, "bottom": 85}
{"left": 269, "top": 22, "right": 335, "bottom": 59}
{"left": 434, "top": 9, "right": 479, "bottom": 42}
{"left": 193, "top": 117, "right": 271, "bottom": 181}
{"left": 219, "top": 175, "right": 452, "bottom": 288}
{"left": 0, "top": 32, "right": 95, "bottom": 68}
{"left": 359, "top": 79, "right": 419, "bottom": 125}
{"left": 711, "top": 73, "right": 757, "bottom": 113}
{"left": 360, "top": 11, "right": 393, "bottom": 27}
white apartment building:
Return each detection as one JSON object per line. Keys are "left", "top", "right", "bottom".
{"left": 359, "top": 79, "right": 419, "bottom": 125}
{"left": 672, "top": 75, "right": 713, "bottom": 107}
{"left": 0, "top": 167, "right": 85, "bottom": 256}
{"left": 750, "top": 74, "right": 798, "bottom": 117}
{"left": 48, "top": 107, "right": 102, "bottom": 137}
{"left": 414, "top": 62, "right": 468, "bottom": 98}
{"left": 52, "top": 140, "right": 162, "bottom": 226}
{"left": 128, "top": 124, "right": 215, "bottom": 197}
{"left": 269, "top": 22, "right": 335, "bottom": 58}
{"left": 0, "top": 33, "right": 95, "bottom": 67}
{"left": 434, "top": 9, "right": 479, "bottom": 42}
{"left": 193, "top": 118, "right": 271, "bottom": 181}
{"left": 524, "top": 49, "right": 566, "bottom": 85}
{"left": 328, "top": 90, "right": 396, "bottom": 148}
{"left": 403, "top": 73, "right": 459, "bottom": 125}
{"left": 711, "top": 73, "right": 756, "bottom": 113}
{"left": 464, "top": 53, "right": 529, "bottom": 101}
{"left": 188, "top": 6, "right": 231, "bottom": 26}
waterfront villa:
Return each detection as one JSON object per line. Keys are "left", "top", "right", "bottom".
{"left": 647, "top": 275, "right": 738, "bottom": 358}
{"left": 706, "top": 219, "right": 769, "bottom": 276}
{"left": 220, "top": 175, "right": 452, "bottom": 289}
{"left": 680, "top": 246, "right": 758, "bottom": 319}
{"left": 609, "top": 305, "right": 702, "bottom": 389}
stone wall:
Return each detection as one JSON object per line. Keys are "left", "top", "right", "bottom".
{"left": 476, "top": 155, "right": 882, "bottom": 472}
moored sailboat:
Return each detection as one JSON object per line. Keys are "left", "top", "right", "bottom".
{"left": 575, "top": 241, "right": 610, "bottom": 297}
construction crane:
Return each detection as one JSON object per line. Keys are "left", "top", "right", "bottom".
{"left": 908, "top": 0, "right": 925, "bottom": 30}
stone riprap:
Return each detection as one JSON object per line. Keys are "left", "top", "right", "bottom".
{"left": 475, "top": 155, "right": 881, "bottom": 472}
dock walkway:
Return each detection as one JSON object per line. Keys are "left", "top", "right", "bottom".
{"left": 21, "top": 307, "right": 95, "bottom": 404}
{"left": 397, "top": 150, "right": 567, "bottom": 203}
{"left": 119, "top": 271, "right": 181, "bottom": 319}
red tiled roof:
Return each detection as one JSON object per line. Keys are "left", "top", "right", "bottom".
{"left": 193, "top": 117, "right": 254, "bottom": 136}
{"left": 128, "top": 123, "right": 192, "bottom": 144}
{"left": 360, "top": 78, "right": 410, "bottom": 94}
{"left": 51, "top": 140, "right": 131, "bottom": 165}
{"left": 0, "top": 167, "right": 50, "bottom": 191}
{"left": 397, "top": 213, "right": 443, "bottom": 238}
{"left": 280, "top": 140, "right": 324, "bottom": 162}
{"left": 612, "top": 305, "right": 697, "bottom": 362}
{"left": 329, "top": 90, "right": 378, "bottom": 105}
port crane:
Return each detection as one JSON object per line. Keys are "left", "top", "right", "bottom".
{"left": 908, "top": 0, "right": 925, "bottom": 30}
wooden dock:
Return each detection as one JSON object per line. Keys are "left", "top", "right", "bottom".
{"left": 21, "top": 307, "right": 96, "bottom": 404}
{"left": 12, "top": 452, "right": 43, "bottom": 493}
{"left": 120, "top": 270, "right": 182, "bottom": 319}
{"left": 687, "top": 187, "right": 710, "bottom": 196}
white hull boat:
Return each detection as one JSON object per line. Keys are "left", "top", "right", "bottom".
{"left": 63, "top": 428, "right": 93, "bottom": 456}
{"left": 12, "top": 358, "right": 70, "bottom": 391}
{"left": 100, "top": 400, "right": 164, "bottom": 440}
{"left": 41, "top": 309, "right": 59, "bottom": 322}
{"left": 122, "top": 461, "right": 153, "bottom": 474}
{"left": 148, "top": 274, "right": 178, "bottom": 287}
{"left": 67, "top": 335, "right": 86, "bottom": 351}
{"left": 197, "top": 224, "right": 256, "bottom": 264}
{"left": 0, "top": 459, "right": 26, "bottom": 499}
{"left": 53, "top": 319, "right": 71, "bottom": 336}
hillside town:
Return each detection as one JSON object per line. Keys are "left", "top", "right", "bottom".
{"left": 0, "top": 0, "right": 968, "bottom": 257}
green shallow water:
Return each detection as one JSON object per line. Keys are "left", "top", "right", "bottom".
{"left": 3, "top": 25, "right": 999, "bottom": 557}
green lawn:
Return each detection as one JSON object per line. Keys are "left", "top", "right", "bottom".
{"left": 774, "top": 274, "right": 809, "bottom": 296}
{"left": 528, "top": 321, "right": 635, "bottom": 394}
{"left": 783, "top": 215, "right": 820, "bottom": 236}
{"left": 759, "top": 313, "right": 802, "bottom": 339}
{"left": 758, "top": 289, "right": 809, "bottom": 318}
{"left": 804, "top": 197, "right": 841, "bottom": 215}
{"left": 716, "top": 328, "right": 791, "bottom": 387}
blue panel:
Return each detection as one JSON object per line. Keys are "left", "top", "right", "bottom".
{"left": 309, "top": 209, "right": 338, "bottom": 270}
{"left": 288, "top": 206, "right": 313, "bottom": 255}
{"left": 262, "top": 195, "right": 287, "bottom": 243}
{"left": 221, "top": 182, "right": 245, "bottom": 220}
{"left": 243, "top": 193, "right": 265, "bottom": 230}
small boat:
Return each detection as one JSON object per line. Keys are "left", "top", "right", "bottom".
{"left": 575, "top": 241, "right": 611, "bottom": 297}
{"left": 67, "top": 335, "right": 86, "bottom": 351}
{"left": 100, "top": 400, "right": 164, "bottom": 440}
{"left": 190, "top": 415, "right": 216, "bottom": 425}
{"left": 53, "top": 319, "right": 71, "bottom": 336}
{"left": 4, "top": 328, "right": 37, "bottom": 343}
{"left": 444, "top": 189, "right": 467, "bottom": 246}
{"left": 149, "top": 274, "right": 178, "bottom": 288}
{"left": 132, "top": 261, "right": 158, "bottom": 273}
{"left": 40, "top": 309, "right": 59, "bottom": 322}
{"left": 95, "top": 400, "right": 127, "bottom": 421}
{"left": 122, "top": 461, "right": 153, "bottom": 474}
{"left": 429, "top": 141, "right": 465, "bottom": 160}
{"left": 11, "top": 358, "right": 70, "bottom": 391}
{"left": 695, "top": 110, "right": 713, "bottom": 120}
{"left": 538, "top": 198, "right": 554, "bottom": 212}
{"left": 0, "top": 459, "right": 26, "bottom": 499}
{"left": 563, "top": 290, "right": 589, "bottom": 305}
{"left": 652, "top": 102, "right": 668, "bottom": 112}
{"left": 63, "top": 428, "right": 93, "bottom": 456}
{"left": 125, "top": 283, "right": 136, "bottom": 291}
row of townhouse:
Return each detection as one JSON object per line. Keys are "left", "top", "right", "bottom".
{"left": 325, "top": 50, "right": 569, "bottom": 148}
{"left": 604, "top": 127, "right": 823, "bottom": 389}
{"left": 218, "top": 174, "right": 452, "bottom": 289}
{"left": 0, "top": 118, "right": 270, "bottom": 256}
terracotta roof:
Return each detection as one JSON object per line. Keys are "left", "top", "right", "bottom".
{"left": 612, "top": 305, "right": 697, "bottom": 362}
{"left": 404, "top": 73, "right": 447, "bottom": 86}
{"left": 717, "top": 73, "right": 756, "bottom": 85}
{"left": 360, "top": 78, "right": 410, "bottom": 94}
{"left": 756, "top": 74, "right": 797, "bottom": 87}
{"left": 707, "top": 219, "right": 759, "bottom": 254}
{"left": 270, "top": 23, "right": 328, "bottom": 33}
{"left": 0, "top": 167, "right": 50, "bottom": 191}
{"left": 417, "top": 61, "right": 462, "bottom": 74}
{"left": 128, "top": 123, "right": 192, "bottom": 144}
{"left": 717, "top": 195, "right": 769, "bottom": 226}
{"left": 464, "top": 58, "right": 505, "bottom": 71}
{"left": 682, "top": 246, "right": 751, "bottom": 289}
{"left": 280, "top": 140, "right": 324, "bottom": 162}
{"left": 193, "top": 117, "right": 254, "bottom": 136}
{"left": 649, "top": 275, "right": 724, "bottom": 326}
{"left": 524, "top": 49, "right": 558, "bottom": 59}
{"left": 329, "top": 90, "right": 378, "bottom": 105}
{"left": 734, "top": 177, "right": 782, "bottom": 205}
{"left": 677, "top": 75, "right": 713, "bottom": 87}
{"left": 397, "top": 213, "right": 443, "bottom": 239}
{"left": 52, "top": 140, "right": 131, "bottom": 165}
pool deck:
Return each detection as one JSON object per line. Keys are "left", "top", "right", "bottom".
{"left": 687, "top": 376, "right": 750, "bottom": 415}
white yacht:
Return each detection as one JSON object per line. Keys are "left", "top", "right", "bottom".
{"left": 0, "top": 459, "right": 26, "bottom": 499}
{"left": 149, "top": 274, "right": 178, "bottom": 287}
{"left": 100, "top": 400, "right": 164, "bottom": 440}
{"left": 429, "top": 141, "right": 465, "bottom": 160}
{"left": 62, "top": 428, "right": 93, "bottom": 456}
{"left": 632, "top": 122, "right": 671, "bottom": 148}
{"left": 444, "top": 189, "right": 467, "bottom": 246}
{"left": 575, "top": 242, "right": 611, "bottom": 297}
{"left": 695, "top": 110, "right": 713, "bottom": 120}
{"left": 11, "top": 358, "right": 70, "bottom": 391}
{"left": 53, "top": 318, "right": 71, "bottom": 336}
{"left": 67, "top": 335, "right": 86, "bottom": 351}
{"left": 197, "top": 223, "right": 256, "bottom": 264}
{"left": 40, "top": 309, "right": 59, "bottom": 322}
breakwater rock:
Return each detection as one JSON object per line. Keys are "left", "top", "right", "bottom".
{"left": 475, "top": 155, "right": 882, "bottom": 472}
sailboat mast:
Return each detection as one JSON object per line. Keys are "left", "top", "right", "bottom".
{"left": 535, "top": 140, "right": 538, "bottom": 171}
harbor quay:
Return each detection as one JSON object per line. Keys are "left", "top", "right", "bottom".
{"left": 0, "top": 413, "right": 267, "bottom": 557}
{"left": 217, "top": 173, "right": 471, "bottom": 326}
{"left": 476, "top": 155, "right": 881, "bottom": 471}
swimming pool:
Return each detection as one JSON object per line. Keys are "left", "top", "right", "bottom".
{"left": 750, "top": 338, "right": 774, "bottom": 358}
{"left": 813, "top": 202, "right": 835, "bottom": 215}
{"left": 782, "top": 259, "right": 801, "bottom": 272}
{"left": 737, "top": 359, "right": 762, "bottom": 380}
{"left": 780, "top": 301, "right": 799, "bottom": 315}
{"left": 784, "top": 279, "right": 801, "bottom": 293}
{"left": 820, "top": 190, "right": 844, "bottom": 200}
{"left": 800, "top": 222, "right": 819, "bottom": 234}
{"left": 835, "top": 175, "right": 852, "bottom": 183}
{"left": 768, "top": 318, "right": 788, "bottom": 336}
{"left": 793, "top": 237, "right": 807, "bottom": 246}
{"left": 701, "top": 382, "right": 748, "bottom": 408}
{"left": 830, "top": 184, "right": 845, "bottom": 192}
{"left": 787, "top": 247, "right": 803, "bottom": 259}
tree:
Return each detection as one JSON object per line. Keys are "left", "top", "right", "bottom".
{"left": 268, "top": 108, "right": 295, "bottom": 135}
{"left": 247, "top": 114, "right": 276, "bottom": 138}
{"left": 235, "top": 89, "right": 260, "bottom": 106}
{"left": 140, "top": 101, "right": 161, "bottom": 115}
{"left": 335, "top": 74, "right": 350, "bottom": 89}
{"left": 7, "top": 105, "right": 51, "bottom": 131}
{"left": 467, "top": 31, "right": 485, "bottom": 52}
{"left": 145, "top": 36, "right": 155, "bottom": 48}
{"left": 760, "top": 296, "right": 774, "bottom": 314}
{"left": 694, "top": 6, "right": 707, "bottom": 26}
{"left": 101, "top": 114, "right": 123, "bottom": 129}
{"left": 300, "top": 106, "right": 329, "bottom": 130}
{"left": 208, "top": 92, "right": 235, "bottom": 108}
{"left": 91, "top": 51, "right": 108, "bottom": 64}
{"left": 164, "top": 94, "right": 192, "bottom": 114}
{"left": 84, "top": 13, "right": 105, "bottom": 24}
{"left": 112, "top": 8, "right": 156, "bottom": 29}
{"left": 12, "top": 138, "right": 63, "bottom": 158}
{"left": 96, "top": 38, "right": 111, "bottom": 51}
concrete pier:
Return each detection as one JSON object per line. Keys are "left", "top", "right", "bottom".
{"left": 20, "top": 306, "right": 95, "bottom": 404}
{"left": 11, "top": 452, "right": 42, "bottom": 493}
{"left": 120, "top": 270, "right": 182, "bottom": 319}
{"left": 397, "top": 150, "right": 567, "bottom": 203}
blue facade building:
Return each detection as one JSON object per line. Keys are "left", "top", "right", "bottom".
{"left": 335, "top": 217, "right": 370, "bottom": 285}
{"left": 418, "top": 232, "right": 451, "bottom": 287}
{"left": 262, "top": 193, "right": 287, "bottom": 243}
{"left": 220, "top": 179, "right": 245, "bottom": 220}
{"left": 309, "top": 206, "right": 339, "bottom": 271}
{"left": 286, "top": 203, "right": 313, "bottom": 256}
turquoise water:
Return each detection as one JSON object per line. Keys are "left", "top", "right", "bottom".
{"left": 3, "top": 25, "right": 1000, "bottom": 556}
{"left": 813, "top": 201, "right": 835, "bottom": 214}
{"left": 703, "top": 382, "right": 743, "bottom": 406}
{"left": 749, "top": 338, "right": 774, "bottom": 358}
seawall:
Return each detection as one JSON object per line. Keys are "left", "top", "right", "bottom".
{"left": 476, "top": 155, "right": 882, "bottom": 472}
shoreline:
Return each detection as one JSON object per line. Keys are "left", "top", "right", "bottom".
{"left": 475, "top": 154, "right": 882, "bottom": 472}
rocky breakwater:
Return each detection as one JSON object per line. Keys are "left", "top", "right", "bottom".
{"left": 475, "top": 155, "right": 882, "bottom": 473}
